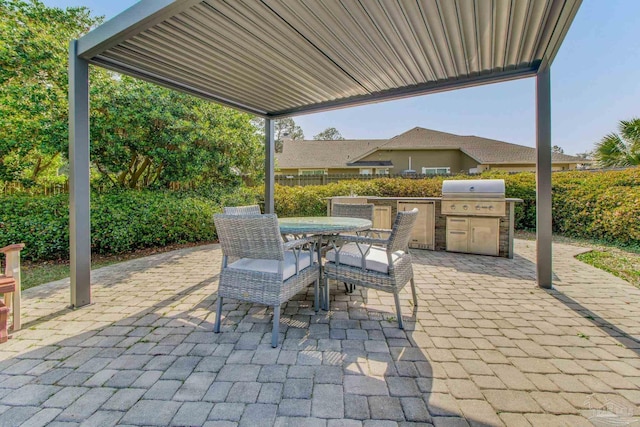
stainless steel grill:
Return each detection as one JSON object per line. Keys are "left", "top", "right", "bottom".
{"left": 441, "top": 179, "right": 506, "bottom": 257}
{"left": 441, "top": 179, "right": 506, "bottom": 216}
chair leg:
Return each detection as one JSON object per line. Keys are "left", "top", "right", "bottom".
{"left": 410, "top": 277, "right": 418, "bottom": 307}
{"left": 272, "top": 305, "right": 281, "bottom": 348}
{"left": 214, "top": 297, "right": 223, "bottom": 333}
{"left": 393, "top": 291, "right": 404, "bottom": 330}
{"left": 0, "top": 303, "right": 9, "bottom": 343}
{"left": 324, "top": 276, "right": 330, "bottom": 311}
{"left": 314, "top": 279, "right": 320, "bottom": 312}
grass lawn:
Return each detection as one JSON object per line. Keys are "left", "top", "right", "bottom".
{"left": 516, "top": 231, "right": 640, "bottom": 288}
{"left": 21, "top": 242, "right": 213, "bottom": 291}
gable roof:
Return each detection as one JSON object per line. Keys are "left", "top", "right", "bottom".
{"left": 276, "top": 139, "right": 385, "bottom": 169}
{"left": 275, "top": 127, "right": 587, "bottom": 169}
{"left": 373, "top": 127, "right": 586, "bottom": 164}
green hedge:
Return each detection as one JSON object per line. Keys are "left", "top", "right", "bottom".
{"left": 275, "top": 168, "right": 640, "bottom": 248}
{"left": 1, "top": 169, "right": 638, "bottom": 262}
{"left": 0, "top": 191, "right": 222, "bottom": 261}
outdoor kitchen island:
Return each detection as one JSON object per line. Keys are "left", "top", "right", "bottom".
{"left": 327, "top": 181, "right": 521, "bottom": 258}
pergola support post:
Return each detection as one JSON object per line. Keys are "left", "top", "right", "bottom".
{"left": 536, "top": 67, "right": 553, "bottom": 289}
{"left": 69, "top": 40, "right": 92, "bottom": 307}
{"left": 264, "top": 118, "right": 275, "bottom": 214}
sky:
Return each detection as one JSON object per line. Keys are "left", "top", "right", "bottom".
{"left": 42, "top": 0, "right": 640, "bottom": 155}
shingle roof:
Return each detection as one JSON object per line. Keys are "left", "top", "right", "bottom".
{"left": 276, "top": 139, "right": 386, "bottom": 169}
{"left": 378, "top": 127, "right": 586, "bottom": 164}
{"left": 275, "top": 127, "right": 587, "bottom": 169}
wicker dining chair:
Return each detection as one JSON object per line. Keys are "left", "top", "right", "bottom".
{"left": 323, "top": 208, "right": 419, "bottom": 329}
{"left": 331, "top": 203, "right": 374, "bottom": 221}
{"left": 213, "top": 213, "right": 320, "bottom": 347}
{"left": 331, "top": 203, "right": 375, "bottom": 293}
{"left": 223, "top": 205, "right": 261, "bottom": 215}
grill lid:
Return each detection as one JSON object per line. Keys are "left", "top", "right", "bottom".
{"left": 442, "top": 179, "right": 505, "bottom": 198}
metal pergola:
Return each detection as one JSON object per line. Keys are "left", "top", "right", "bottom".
{"left": 69, "top": 0, "right": 582, "bottom": 307}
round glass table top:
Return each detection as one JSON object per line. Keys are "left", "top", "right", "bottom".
{"left": 278, "top": 217, "right": 372, "bottom": 235}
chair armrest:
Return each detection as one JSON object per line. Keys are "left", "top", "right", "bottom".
{"left": 1, "top": 243, "right": 24, "bottom": 280}
{"left": 0, "top": 243, "right": 25, "bottom": 254}
{"left": 283, "top": 237, "right": 315, "bottom": 251}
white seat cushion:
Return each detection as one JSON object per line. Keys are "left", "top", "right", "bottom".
{"left": 228, "top": 250, "right": 314, "bottom": 280}
{"left": 325, "top": 243, "right": 404, "bottom": 274}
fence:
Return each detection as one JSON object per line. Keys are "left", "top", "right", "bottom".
{"left": 274, "top": 173, "right": 457, "bottom": 187}
{"left": 0, "top": 182, "right": 69, "bottom": 196}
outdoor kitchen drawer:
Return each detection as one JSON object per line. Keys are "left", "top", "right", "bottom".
{"left": 446, "top": 217, "right": 468, "bottom": 231}
{"left": 397, "top": 201, "right": 435, "bottom": 250}
{"left": 446, "top": 229, "right": 468, "bottom": 253}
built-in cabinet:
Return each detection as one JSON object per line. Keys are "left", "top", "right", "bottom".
{"left": 398, "top": 201, "right": 435, "bottom": 250}
{"left": 373, "top": 206, "right": 392, "bottom": 229}
{"left": 446, "top": 217, "right": 499, "bottom": 256}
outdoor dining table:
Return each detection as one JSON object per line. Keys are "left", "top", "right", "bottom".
{"left": 278, "top": 216, "right": 372, "bottom": 309}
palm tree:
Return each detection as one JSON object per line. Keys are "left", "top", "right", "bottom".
{"left": 594, "top": 118, "right": 640, "bottom": 167}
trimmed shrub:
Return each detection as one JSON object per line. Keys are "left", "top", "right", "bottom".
{"left": 274, "top": 168, "right": 640, "bottom": 248}
{"left": 1, "top": 169, "right": 637, "bottom": 262}
{"left": 0, "top": 190, "right": 221, "bottom": 261}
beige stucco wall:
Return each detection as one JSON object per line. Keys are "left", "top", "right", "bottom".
{"left": 360, "top": 149, "right": 479, "bottom": 174}
{"left": 275, "top": 168, "right": 360, "bottom": 175}
{"left": 276, "top": 155, "right": 579, "bottom": 176}
{"left": 480, "top": 163, "right": 577, "bottom": 172}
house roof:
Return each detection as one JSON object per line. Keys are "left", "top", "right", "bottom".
{"left": 374, "top": 127, "right": 587, "bottom": 164}
{"left": 76, "top": 0, "right": 581, "bottom": 118}
{"left": 275, "top": 127, "right": 587, "bottom": 169}
{"left": 276, "top": 139, "right": 386, "bottom": 169}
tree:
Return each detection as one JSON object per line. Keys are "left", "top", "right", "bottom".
{"left": 575, "top": 151, "right": 593, "bottom": 160}
{"left": 275, "top": 118, "right": 304, "bottom": 141}
{"left": 594, "top": 118, "right": 640, "bottom": 167}
{"left": 314, "top": 127, "right": 345, "bottom": 140}
{"left": 0, "top": 0, "right": 100, "bottom": 184}
{"left": 90, "top": 75, "right": 263, "bottom": 188}
{"left": 0, "top": 1, "right": 264, "bottom": 190}
{"left": 552, "top": 145, "right": 564, "bottom": 154}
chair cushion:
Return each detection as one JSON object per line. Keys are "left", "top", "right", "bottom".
{"left": 325, "top": 243, "right": 404, "bottom": 274}
{"left": 228, "top": 250, "right": 315, "bottom": 280}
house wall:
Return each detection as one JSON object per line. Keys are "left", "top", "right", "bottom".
{"left": 479, "top": 163, "right": 577, "bottom": 172}
{"left": 360, "top": 149, "right": 477, "bottom": 174}
{"left": 275, "top": 168, "right": 358, "bottom": 175}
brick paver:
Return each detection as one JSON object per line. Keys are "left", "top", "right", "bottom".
{"left": 1, "top": 240, "right": 640, "bottom": 426}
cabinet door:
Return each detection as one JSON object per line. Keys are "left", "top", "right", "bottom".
{"left": 446, "top": 230, "right": 468, "bottom": 252}
{"left": 373, "top": 206, "right": 392, "bottom": 229}
{"left": 469, "top": 218, "right": 500, "bottom": 256}
{"left": 398, "top": 202, "right": 435, "bottom": 249}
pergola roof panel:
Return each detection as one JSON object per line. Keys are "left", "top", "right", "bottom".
{"left": 78, "top": 0, "right": 581, "bottom": 118}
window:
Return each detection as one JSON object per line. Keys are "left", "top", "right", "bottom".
{"left": 421, "top": 167, "right": 450, "bottom": 175}
{"left": 359, "top": 168, "right": 372, "bottom": 175}
{"left": 375, "top": 168, "right": 389, "bottom": 175}
{"left": 299, "top": 169, "right": 327, "bottom": 175}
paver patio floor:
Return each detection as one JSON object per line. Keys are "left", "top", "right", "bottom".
{"left": 1, "top": 239, "right": 639, "bottom": 426}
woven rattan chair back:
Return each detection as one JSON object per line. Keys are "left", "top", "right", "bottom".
{"left": 331, "top": 203, "right": 374, "bottom": 221}
{"left": 214, "top": 214, "right": 284, "bottom": 260}
{"left": 386, "top": 208, "right": 419, "bottom": 253}
{"left": 223, "top": 205, "right": 261, "bottom": 215}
